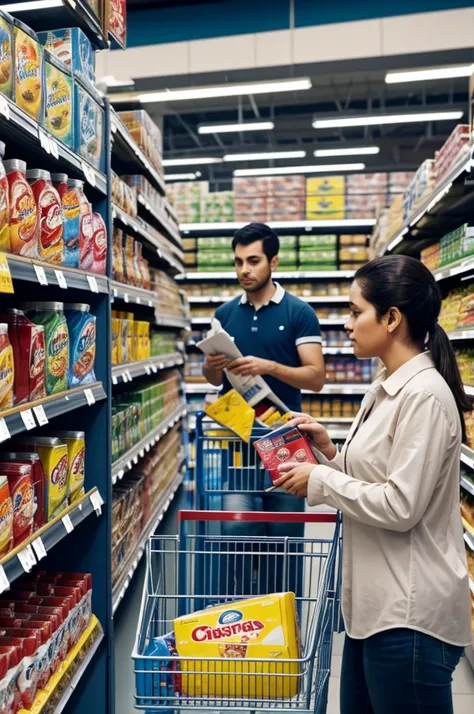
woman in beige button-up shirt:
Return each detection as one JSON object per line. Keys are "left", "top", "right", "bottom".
{"left": 275, "top": 255, "right": 472, "bottom": 714}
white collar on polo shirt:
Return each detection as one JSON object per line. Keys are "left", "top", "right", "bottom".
{"left": 239, "top": 281, "right": 285, "bottom": 306}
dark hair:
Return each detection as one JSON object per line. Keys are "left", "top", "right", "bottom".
{"left": 355, "top": 255, "right": 471, "bottom": 441}
{"left": 232, "top": 222, "right": 279, "bottom": 261}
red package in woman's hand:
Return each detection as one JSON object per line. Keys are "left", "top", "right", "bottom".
{"left": 254, "top": 425, "right": 318, "bottom": 487}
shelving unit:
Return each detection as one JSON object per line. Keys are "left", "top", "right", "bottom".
{"left": 0, "top": 6, "right": 187, "bottom": 712}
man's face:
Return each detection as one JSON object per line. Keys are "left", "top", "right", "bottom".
{"left": 234, "top": 240, "right": 278, "bottom": 293}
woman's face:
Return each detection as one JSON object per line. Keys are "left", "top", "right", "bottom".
{"left": 345, "top": 280, "right": 390, "bottom": 359}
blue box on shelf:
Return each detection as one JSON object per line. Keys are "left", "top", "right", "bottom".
{"left": 38, "top": 27, "right": 95, "bottom": 87}
{"left": 74, "top": 76, "right": 104, "bottom": 172}
{"left": 44, "top": 51, "right": 74, "bottom": 149}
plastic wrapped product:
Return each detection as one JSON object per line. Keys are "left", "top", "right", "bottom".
{"left": 22, "top": 302, "right": 69, "bottom": 395}
{"left": 0, "top": 10, "right": 13, "bottom": 99}
{"left": 0, "top": 462, "right": 34, "bottom": 546}
{"left": 0, "top": 141, "right": 10, "bottom": 252}
{"left": 27, "top": 169, "right": 64, "bottom": 265}
{"left": 0, "top": 323, "right": 14, "bottom": 411}
{"left": 0, "top": 476, "right": 13, "bottom": 557}
{"left": 4, "top": 159, "right": 38, "bottom": 258}
{"left": 0, "top": 452, "right": 46, "bottom": 531}
{"left": 16, "top": 437, "right": 68, "bottom": 521}
{"left": 90, "top": 212, "right": 107, "bottom": 274}
{"left": 74, "top": 78, "right": 104, "bottom": 172}
{"left": 0, "top": 309, "right": 46, "bottom": 404}
{"left": 64, "top": 303, "right": 96, "bottom": 387}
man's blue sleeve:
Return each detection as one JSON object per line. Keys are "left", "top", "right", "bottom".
{"left": 294, "top": 302, "right": 322, "bottom": 348}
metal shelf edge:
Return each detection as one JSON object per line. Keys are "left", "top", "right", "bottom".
{"left": 6, "top": 255, "right": 109, "bottom": 293}
{"left": 112, "top": 354, "right": 184, "bottom": 384}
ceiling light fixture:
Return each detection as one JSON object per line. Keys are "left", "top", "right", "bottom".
{"left": 314, "top": 146, "right": 380, "bottom": 157}
{"left": 234, "top": 163, "right": 365, "bottom": 177}
{"left": 385, "top": 65, "right": 474, "bottom": 83}
{"left": 137, "top": 78, "right": 312, "bottom": 104}
{"left": 313, "top": 110, "right": 463, "bottom": 129}
{"left": 224, "top": 150, "right": 306, "bottom": 162}
{"left": 165, "top": 173, "right": 199, "bottom": 181}
{"left": 1, "top": 0, "right": 61, "bottom": 9}
{"left": 163, "top": 157, "right": 222, "bottom": 166}
{"left": 198, "top": 121, "right": 274, "bottom": 134}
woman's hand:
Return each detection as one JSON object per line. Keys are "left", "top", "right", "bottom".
{"left": 274, "top": 463, "right": 315, "bottom": 498}
{"left": 286, "top": 414, "right": 337, "bottom": 461}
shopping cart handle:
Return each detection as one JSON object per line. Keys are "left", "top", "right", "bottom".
{"left": 178, "top": 509, "right": 337, "bottom": 523}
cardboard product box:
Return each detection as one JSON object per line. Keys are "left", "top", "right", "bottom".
{"left": 43, "top": 51, "right": 73, "bottom": 148}
{"left": 339, "top": 234, "right": 368, "bottom": 246}
{"left": 74, "top": 77, "right": 104, "bottom": 171}
{"left": 299, "top": 249, "right": 337, "bottom": 265}
{"left": 267, "top": 196, "right": 304, "bottom": 221}
{"left": 299, "top": 234, "right": 337, "bottom": 249}
{"left": 267, "top": 175, "right": 305, "bottom": 197}
{"left": 279, "top": 235, "right": 298, "bottom": 248}
{"left": 306, "top": 194, "right": 345, "bottom": 220}
{"left": 234, "top": 197, "right": 267, "bottom": 223}
{"left": 199, "top": 236, "right": 231, "bottom": 251}
{"left": 306, "top": 175, "right": 344, "bottom": 197}
{"left": 104, "top": 0, "right": 127, "bottom": 49}
{"left": 13, "top": 17, "right": 44, "bottom": 123}
{"left": 346, "top": 172, "right": 388, "bottom": 195}
{"left": 38, "top": 27, "right": 95, "bottom": 86}
{"left": 118, "top": 109, "right": 163, "bottom": 172}
{"left": 233, "top": 177, "right": 269, "bottom": 197}
{"left": 0, "top": 9, "right": 13, "bottom": 99}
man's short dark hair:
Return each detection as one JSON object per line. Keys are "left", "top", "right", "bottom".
{"left": 232, "top": 222, "right": 280, "bottom": 261}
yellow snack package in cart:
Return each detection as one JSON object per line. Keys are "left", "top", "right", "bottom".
{"left": 174, "top": 593, "right": 301, "bottom": 699}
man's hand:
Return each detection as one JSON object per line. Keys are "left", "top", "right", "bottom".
{"left": 273, "top": 462, "right": 315, "bottom": 499}
{"left": 204, "top": 353, "right": 231, "bottom": 371}
{"left": 227, "top": 356, "right": 274, "bottom": 377}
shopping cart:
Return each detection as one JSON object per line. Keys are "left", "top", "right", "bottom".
{"left": 194, "top": 411, "right": 273, "bottom": 510}
{"left": 133, "top": 510, "right": 341, "bottom": 714}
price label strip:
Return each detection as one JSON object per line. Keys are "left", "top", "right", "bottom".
{"left": 0, "top": 418, "right": 10, "bottom": 443}
{"left": 33, "top": 264, "right": 48, "bottom": 286}
{"left": 84, "top": 388, "right": 95, "bottom": 406}
{"left": 0, "top": 565, "right": 9, "bottom": 594}
{"left": 90, "top": 491, "right": 104, "bottom": 516}
{"left": 18, "top": 546, "right": 36, "bottom": 573}
{"left": 20, "top": 409, "right": 36, "bottom": 431}
{"left": 62, "top": 514, "right": 74, "bottom": 533}
{"left": 31, "top": 537, "right": 47, "bottom": 561}
{"left": 54, "top": 269, "right": 67, "bottom": 289}
{"left": 0, "top": 252, "right": 13, "bottom": 294}
{"left": 87, "top": 275, "right": 99, "bottom": 293}
{"left": 33, "top": 404, "right": 48, "bottom": 426}
{"left": 0, "top": 95, "right": 10, "bottom": 120}
{"left": 81, "top": 161, "right": 96, "bottom": 187}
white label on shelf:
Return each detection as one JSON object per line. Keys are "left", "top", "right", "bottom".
{"left": 124, "top": 293, "right": 129, "bottom": 303}
{"left": 0, "top": 418, "right": 10, "bottom": 443}
{"left": 122, "top": 215, "right": 128, "bottom": 226}
{"left": 0, "top": 565, "right": 8, "bottom": 594}
{"left": 145, "top": 365, "right": 151, "bottom": 376}
{"left": 82, "top": 161, "right": 96, "bottom": 186}
{"left": 122, "top": 372, "right": 128, "bottom": 383}
{"left": 20, "top": 409, "right": 36, "bottom": 431}
{"left": 151, "top": 364, "right": 158, "bottom": 373}
{"left": 32, "top": 537, "right": 47, "bottom": 561}
{"left": 38, "top": 129, "right": 51, "bottom": 154}
{"left": 117, "top": 469, "right": 124, "bottom": 481}
{"left": 33, "top": 404, "right": 48, "bottom": 426}
{"left": 86, "top": 275, "right": 99, "bottom": 293}
{"left": 0, "top": 95, "right": 10, "bottom": 120}
{"left": 18, "top": 546, "right": 36, "bottom": 573}
{"left": 54, "top": 269, "right": 67, "bottom": 289}
{"left": 90, "top": 491, "right": 103, "bottom": 516}
{"left": 126, "top": 461, "right": 132, "bottom": 471}
{"left": 145, "top": 444, "right": 150, "bottom": 452}
{"left": 49, "top": 138, "right": 59, "bottom": 159}
{"left": 159, "top": 362, "right": 164, "bottom": 370}
{"left": 126, "top": 371, "right": 132, "bottom": 382}
{"left": 62, "top": 514, "right": 74, "bottom": 533}
{"left": 112, "top": 375, "right": 118, "bottom": 385}
{"left": 84, "top": 388, "right": 95, "bottom": 406}
{"left": 33, "top": 264, "right": 48, "bottom": 285}
{"left": 139, "top": 448, "right": 144, "bottom": 458}
{"left": 133, "top": 455, "right": 138, "bottom": 465}
{"left": 148, "top": 299, "right": 153, "bottom": 307}
{"left": 136, "top": 297, "right": 141, "bottom": 304}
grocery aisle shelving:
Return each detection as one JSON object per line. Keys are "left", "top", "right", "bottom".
{"left": 111, "top": 353, "right": 184, "bottom": 384}
{"left": 5, "top": 253, "right": 109, "bottom": 293}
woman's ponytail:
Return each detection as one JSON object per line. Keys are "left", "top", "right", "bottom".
{"left": 356, "top": 256, "right": 472, "bottom": 443}
{"left": 429, "top": 323, "right": 471, "bottom": 442}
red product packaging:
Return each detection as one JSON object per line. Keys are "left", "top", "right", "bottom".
{"left": 0, "top": 631, "right": 39, "bottom": 709}
{"left": 0, "top": 309, "right": 46, "bottom": 404}
{"left": 254, "top": 425, "right": 318, "bottom": 489}
{"left": 0, "top": 618, "right": 22, "bottom": 628}
{"left": 0, "top": 463, "right": 35, "bottom": 546}
{"left": 15, "top": 621, "right": 52, "bottom": 689}
{"left": 27, "top": 598, "right": 72, "bottom": 659}
{"left": 78, "top": 186, "right": 94, "bottom": 271}
{"left": 90, "top": 212, "right": 107, "bottom": 275}
{"left": 26, "top": 170, "right": 64, "bottom": 265}
{"left": 11, "top": 605, "right": 63, "bottom": 673}
{"left": 0, "top": 453, "right": 46, "bottom": 531}
{"left": 0, "top": 644, "right": 22, "bottom": 714}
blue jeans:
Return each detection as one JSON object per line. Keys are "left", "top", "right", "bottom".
{"left": 340, "top": 628, "right": 464, "bottom": 714}
{"left": 219, "top": 492, "right": 305, "bottom": 599}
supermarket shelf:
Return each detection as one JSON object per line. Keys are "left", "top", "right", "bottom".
{"left": 185, "top": 383, "right": 367, "bottom": 396}
{"left": 0, "top": 95, "right": 107, "bottom": 195}
{"left": 0, "top": 382, "right": 106, "bottom": 441}
{"left": 180, "top": 220, "right": 376, "bottom": 233}
{"left": 110, "top": 280, "right": 157, "bottom": 308}
{"left": 6, "top": 253, "right": 109, "bottom": 294}
{"left": 111, "top": 402, "right": 187, "bottom": 483}
{"left": 110, "top": 112, "right": 166, "bottom": 195}
{"left": 185, "top": 383, "right": 219, "bottom": 394}
{"left": 156, "top": 313, "right": 190, "bottom": 329}
{"left": 380, "top": 147, "right": 472, "bottom": 256}
{"left": 318, "top": 416, "right": 355, "bottom": 424}
{"left": 319, "top": 319, "right": 348, "bottom": 326}
{"left": 112, "top": 464, "right": 185, "bottom": 613}
{"left": 434, "top": 257, "right": 474, "bottom": 283}
{"left": 187, "top": 295, "right": 349, "bottom": 305}
{"left": 461, "top": 445, "right": 474, "bottom": 471}
{"left": 178, "top": 270, "right": 355, "bottom": 281}
{"left": 112, "top": 205, "right": 183, "bottom": 273}
{"left": 9, "top": 0, "right": 107, "bottom": 49}
{"left": 0, "top": 488, "right": 103, "bottom": 589}
{"left": 328, "top": 427, "right": 350, "bottom": 440}
{"left": 191, "top": 317, "right": 211, "bottom": 325}
{"left": 447, "top": 330, "right": 474, "bottom": 341}
{"left": 464, "top": 385, "right": 474, "bottom": 397}
{"left": 323, "top": 347, "right": 353, "bottom": 355}
{"left": 137, "top": 194, "right": 183, "bottom": 249}
{"left": 461, "top": 475, "right": 474, "bottom": 497}
{"left": 49, "top": 623, "right": 103, "bottom": 714}
{"left": 112, "top": 353, "right": 184, "bottom": 384}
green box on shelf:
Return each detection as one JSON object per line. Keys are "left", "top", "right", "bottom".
{"left": 279, "top": 236, "right": 298, "bottom": 248}
{"left": 298, "top": 263, "right": 338, "bottom": 271}
{"left": 278, "top": 251, "right": 298, "bottom": 265}
{"left": 299, "top": 249, "right": 338, "bottom": 264}
{"left": 299, "top": 234, "right": 337, "bottom": 248}
{"left": 198, "top": 237, "right": 231, "bottom": 250}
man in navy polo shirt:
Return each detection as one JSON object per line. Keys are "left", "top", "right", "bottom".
{"left": 203, "top": 223, "right": 325, "bottom": 564}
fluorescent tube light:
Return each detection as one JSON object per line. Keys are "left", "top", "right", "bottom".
{"left": 199, "top": 121, "right": 274, "bottom": 134}
{"left": 314, "top": 146, "right": 380, "bottom": 157}
{"left": 1, "top": 0, "right": 61, "bottom": 9}
{"left": 234, "top": 163, "right": 365, "bottom": 177}
{"left": 223, "top": 150, "right": 306, "bottom": 162}
{"left": 138, "top": 78, "right": 312, "bottom": 104}
{"left": 313, "top": 111, "right": 463, "bottom": 129}
{"left": 165, "top": 173, "right": 199, "bottom": 181}
{"left": 386, "top": 65, "right": 474, "bottom": 83}
{"left": 163, "top": 157, "right": 222, "bottom": 167}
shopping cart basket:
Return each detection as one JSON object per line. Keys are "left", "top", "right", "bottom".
{"left": 133, "top": 510, "right": 341, "bottom": 714}
{"left": 195, "top": 411, "right": 272, "bottom": 510}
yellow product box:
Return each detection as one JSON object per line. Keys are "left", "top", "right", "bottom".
{"left": 174, "top": 593, "right": 301, "bottom": 699}
{"left": 19, "top": 437, "right": 68, "bottom": 520}
{"left": 205, "top": 389, "right": 255, "bottom": 443}
{"left": 306, "top": 194, "right": 345, "bottom": 220}
{"left": 54, "top": 430, "right": 85, "bottom": 503}
{"left": 306, "top": 175, "right": 345, "bottom": 197}
{"left": 111, "top": 317, "right": 119, "bottom": 365}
